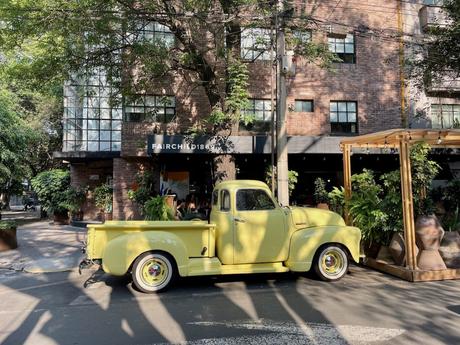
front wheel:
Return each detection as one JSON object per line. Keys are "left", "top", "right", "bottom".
{"left": 132, "top": 252, "right": 176, "bottom": 293}
{"left": 313, "top": 245, "right": 349, "bottom": 281}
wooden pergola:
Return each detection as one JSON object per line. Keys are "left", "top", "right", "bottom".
{"left": 340, "top": 129, "right": 460, "bottom": 282}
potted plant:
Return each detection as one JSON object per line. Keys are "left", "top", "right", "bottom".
{"left": 31, "top": 169, "right": 71, "bottom": 224}
{"left": 60, "top": 187, "right": 87, "bottom": 221}
{"left": 93, "top": 184, "right": 113, "bottom": 221}
{"left": 314, "top": 177, "right": 329, "bottom": 210}
{"left": 0, "top": 220, "right": 18, "bottom": 251}
{"left": 144, "top": 196, "right": 175, "bottom": 221}
{"left": 265, "top": 166, "right": 299, "bottom": 197}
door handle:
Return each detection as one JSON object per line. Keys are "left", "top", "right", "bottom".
{"left": 234, "top": 217, "right": 246, "bottom": 223}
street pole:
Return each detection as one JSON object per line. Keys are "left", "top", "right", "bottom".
{"left": 276, "top": 0, "right": 289, "bottom": 206}
{"left": 270, "top": 21, "right": 276, "bottom": 196}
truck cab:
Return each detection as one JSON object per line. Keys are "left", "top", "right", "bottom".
{"left": 210, "top": 180, "right": 290, "bottom": 265}
{"left": 83, "top": 180, "right": 361, "bottom": 293}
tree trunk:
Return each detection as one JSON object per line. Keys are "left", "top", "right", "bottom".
{"left": 213, "top": 154, "right": 236, "bottom": 183}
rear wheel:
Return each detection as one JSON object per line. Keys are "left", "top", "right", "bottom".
{"left": 313, "top": 245, "right": 348, "bottom": 281}
{"left": 132, "top": 252, "right": 176, "bottom": 293}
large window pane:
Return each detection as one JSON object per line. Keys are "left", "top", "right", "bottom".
{"left": 124, "top": 95, "right": 176, "bottom": 123}
{"left": 330, "top": 101, "right": 358, "bottom": 134}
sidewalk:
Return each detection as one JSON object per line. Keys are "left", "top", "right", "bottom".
{"left": 0, "top": 220, "right": 86, "bottom": 274}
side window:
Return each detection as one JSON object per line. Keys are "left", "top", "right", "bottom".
{"left": 236, "top": 189, "right": 275, "bottom": 211}
{"left": 220, "top": 190, "right": 231, "bottom": 212}
{"left": 212, "top": 190, "right": 218, "bottom": 207}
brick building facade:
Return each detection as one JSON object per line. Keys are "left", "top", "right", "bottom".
{"left": 56, "top": 0, "right": 419, "bottom": 221}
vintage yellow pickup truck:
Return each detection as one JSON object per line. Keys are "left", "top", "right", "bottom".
{"left": 82, "top": 180, "right": 361, "bottom": 293}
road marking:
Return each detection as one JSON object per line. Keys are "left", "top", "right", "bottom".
{"left": 184, "top": 320, "right": 405, "bottom": 345}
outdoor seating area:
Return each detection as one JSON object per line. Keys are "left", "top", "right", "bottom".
{"left": 341, "top": 129, "right": 460, "bottom": 282}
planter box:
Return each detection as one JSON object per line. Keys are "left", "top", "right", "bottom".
{"left": 0, "top": 227, "right": 18, "bottom": 251}
{"left": 53, "top": 212, "right": 69, "bottom": 225}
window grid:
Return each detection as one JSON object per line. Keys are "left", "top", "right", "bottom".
{"left": 63, "top": 67, "right": 122, "bottom": 152}
{"left": 431, "top": 104, "right": 460, "bottom": 128}
{"left": 134, "top": 21, "right": 175, "bottom": 47}
{"left": 328, "top": 34, "right": 355, "bottom": 64}
{"left": 294, "top": 100, "right": 314, "bottom": 112}
{"left": 124, "top": 95, "right": 176, "bottom": 123}
{"left": 241, "top": 28, "right": 272, "bottom": 61}
{"left": 240, "top": 99, "right": 272, "bottom": 132}
{"left": 329, "top": 101, "right": 358, "bottom": 134}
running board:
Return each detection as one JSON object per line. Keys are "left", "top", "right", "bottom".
{"left": 187, "top": 258, "right": 289, "bottom": 276}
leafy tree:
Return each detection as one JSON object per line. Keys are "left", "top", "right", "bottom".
{"left": 412, "top": 0, "right": 460, "bottom": 88}
{"left": 0, "top": 88, "right": 36, "bottom": 214}
{"left": 0, "top": 0, "right": 337, "bottom": 133}
{"left": 30, "top": 169, "right": 71, "bottom": 215}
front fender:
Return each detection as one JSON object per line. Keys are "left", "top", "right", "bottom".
{"left": 102, "top": 231, "right": 189, "bottom": 276}
{"left": 286, "top": 226, "right": 361, "bottom": 272}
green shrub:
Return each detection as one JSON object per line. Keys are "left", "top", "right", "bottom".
{"left": 348, "top": 169, "right": 389, "bottom": 245}
{"left": 93, "top": 184, "right": 113, "bottom": 213}
{"left": 144, "top": 196, "right": 174, "bottom": 221}
{"left": 59, "top": 187, "right": 86, "bottom": 214}
{"left": 265, "top": 166, "right": 299, "bottom": 196}
{"left": 0, "top": 220, "right": 16, "bottom": 230}
{"left": 31, "top": 169, "right": 70, "bottom": 214}
{"left": 328, "top": 186, "right": 345, "bottom": 215}
{"left": 127, "top": 171, "right": 157, "bottom": 211}
{"left": 313, "top": 177, "right": 328, "bottom": 204}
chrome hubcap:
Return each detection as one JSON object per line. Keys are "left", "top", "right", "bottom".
{"left": 148, "top": 264, "right": 161, "bottom": 277}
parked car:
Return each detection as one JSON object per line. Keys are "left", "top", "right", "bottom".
{"left": 81, "top": 180, "right": 361, "bottom": 293}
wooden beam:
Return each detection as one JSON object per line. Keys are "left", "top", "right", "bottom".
{"left": 399, "top": 138, "right": 417, "bottom": 270}
{"left": 343, "top": 144, "right": 352, "bottom": 225}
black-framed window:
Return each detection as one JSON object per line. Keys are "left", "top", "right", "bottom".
{"left": 330, "top": 101, "right": 358, "bottom": 134}
{"left": 63, "top": 67, "right": 122, "bottom": 152}
{"left": 328, "top": 34, "right": 355, "bottom": 64}
{"left": 212, "top": 190, "right": 219, "bottom": 206}
{"left": 236, "top": 189, "right": 275, "bottom": 211}
{"left": 240, "top": 99, "right": 273, "bottom": 132}
{"left": 294, "top": 100, "right": 314, "bottom": 112}
{"left": 423, "top": 0, "right": 443, "bottom": 5}
{"left": 221, "top": 190, "right": 230, "bottom": 211}
{"left": 241, "top": 27, "right": 271, "bottom": 61}
{"left": 129, "top": 21, "right": 175, "bottom": 47}
{"left": 124, "top": 95, "right": 176, "bottom": 123}
{"left": 431, "top": 104, "right": 460, "bottom": 128}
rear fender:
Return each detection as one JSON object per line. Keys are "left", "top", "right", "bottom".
{"left": 285, "top": 226, "right": 361, "bottom": 272}
{"left": 101, "top": 231, "right": 189, "bottom": 276}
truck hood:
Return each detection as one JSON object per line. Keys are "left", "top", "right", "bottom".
{"left": 290, "top": 207, "right": 346, "bottom": 229}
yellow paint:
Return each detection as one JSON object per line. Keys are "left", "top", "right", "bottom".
{"left": 290, "top": 207, "right": 346, "bottom": 228}
{"left": 87, "top": 180, "right": 361, "bottom": 279}
{"left": 187, "top": 258, "right": 289, "bottom": 276}
{"left": 285, "top": 225, "right": 361, "bottom": 272}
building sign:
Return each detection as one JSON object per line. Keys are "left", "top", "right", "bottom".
{"left": 147, "top": 135, "right": 271, "bottom": 155}
{"left": 147, "top": 134, "right": 343, "bottom": 155}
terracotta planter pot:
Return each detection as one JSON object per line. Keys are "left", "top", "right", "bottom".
{"left": 439, "top": 231, "right": 460, "bottom": 268}
{"left": 415, "top": 215, "right": 447, "bottom": 270}
{"left": 71, "top": 210, "right": 84, "bottom": 222}
{"left": 104, "top": 212, "right": 113, "bottom": 221}
{"left": 53, "top": 212, "right": 69, "bottom": 225}
{"left": 316, "top": 203, "right": 329, "bottom": 210}
{"left": 0, "top": 227, "right": 18, "bottom": 251}
{"left": 376, "top": 245, "right": 395, "bottom": 264}
{"left": 389, "top": 232, "right": 406, "bottom": 266}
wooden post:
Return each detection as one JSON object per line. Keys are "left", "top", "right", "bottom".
{"left": 342, "top": 144, "right": 352, "bottom": 225}
{"left": 399, "top": 138, "right": 417, "bottom": 270}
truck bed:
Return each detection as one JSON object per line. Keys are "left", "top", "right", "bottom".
{"left": 86, "top": 220, "right": 216, "bottom": 260}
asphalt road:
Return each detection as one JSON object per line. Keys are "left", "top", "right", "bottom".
{"left": 1, "top": 265, "right": 460, "bottom": 345}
